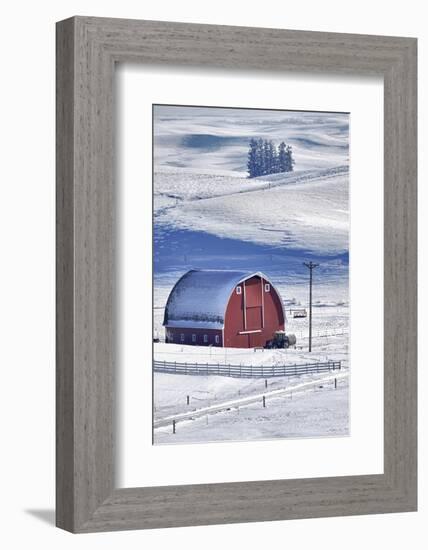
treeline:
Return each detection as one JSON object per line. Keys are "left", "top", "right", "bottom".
{"left": 247, "top": 138, "right": 295, "bottom": 178}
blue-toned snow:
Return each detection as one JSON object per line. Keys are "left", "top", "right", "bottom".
{"left": 154, "top": 105, "right": 349, "bottom": 176}
{"left": 165, "top": 269, "right": 267, "bottom": 328}
{"left": 155, "top": 226, "right": 348, "bottom": 281}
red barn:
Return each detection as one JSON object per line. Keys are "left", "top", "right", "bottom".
{"left": 163, "top": 269, "right": 285, "bottom": 348}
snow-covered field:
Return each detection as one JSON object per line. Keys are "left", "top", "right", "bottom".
{"left": 155, "top": 165, "right": 348, "bottom": 254}
{"left": 154, "top": 373, "right": 349, "bottom": 445}
{"left": 153, "top": 282, "right": 349, "bottom": 445}
{"left": 152, "top": 105, "right": 349, "bottom": 445}
{"left": 154, "top": 105, "right": 349, "bottom": 175}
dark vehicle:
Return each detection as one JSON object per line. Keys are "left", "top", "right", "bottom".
{"left": 291, "top": 308, "right": 307, "bottom": 318}
{"left": 265, "top": 331, "right": 297, "bottom": 349}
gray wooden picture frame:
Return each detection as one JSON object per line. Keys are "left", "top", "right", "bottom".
{"left": 56, "top": 16, "right": 417, "bottom": 533}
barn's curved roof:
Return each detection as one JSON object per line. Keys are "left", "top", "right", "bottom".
{"left": 163, "top": 269, "right": 279, "bottom": 329}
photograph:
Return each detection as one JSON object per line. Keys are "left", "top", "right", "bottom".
{"left": 152, "top": 104, "right": 350, "bottom": 445}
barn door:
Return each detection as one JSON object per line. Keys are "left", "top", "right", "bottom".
{"left": 246, "top": 306, "right": 263, "bottom": 330}
{"left": 244, "top": 278, "right": 263, "bottom": 331}
{"left": 248, "top": 332, "right": 263, "bottom": 348}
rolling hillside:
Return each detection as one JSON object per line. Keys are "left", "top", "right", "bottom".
{"left": 154, "top": 165, "right": 349, "bottom": 255}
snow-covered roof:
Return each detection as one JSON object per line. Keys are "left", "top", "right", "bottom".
{"left": 163, "top": 269, "right": 275, "bottom": 329}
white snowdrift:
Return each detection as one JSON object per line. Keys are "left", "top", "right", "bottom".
{"left": 155, "top": 165, "right": 349, "bottom": 254}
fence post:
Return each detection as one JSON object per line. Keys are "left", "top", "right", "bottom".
{"left": 334, "top": 378, "right": 337, "bottom": 389}
{"left": 265, "top": 379, "right": 268, "bottom": 389}
{"left": 263, "top": 396, "right": 266, "bottom": 408}
{"left": 172, "top": 420, "right": 176, "bottom": 434}
{"left": 186, "top": 395, "right": 190, "bottom": 405}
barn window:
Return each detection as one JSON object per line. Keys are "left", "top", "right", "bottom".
{"left": 192, "top": 334, "right": 196, "bottom": 343}
{"left": 180, "top": 333, "right": 185, "bottom": 342}
{"left": 203, "top": 334, "right": 208, "bottom": 343}
{"left": 236, "top": 286, "right": 242, "bottom": 294}
{"left": 215, "top": 335, "right": 220, "bottom": 344}
{"left": 168, "top": 332, "right": 174, "bottom": 342}
{"left": 265, "top": 283, "right": 270, "bottom": 292}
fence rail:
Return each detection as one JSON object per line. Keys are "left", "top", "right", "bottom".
{"left": 154, "top": 359, "right": 341, "bottom": 378}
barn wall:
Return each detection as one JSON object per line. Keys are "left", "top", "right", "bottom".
{"left": 262, "top": 278, "right": 285, "bottom": 339}
{"left": 165, "top": 327, "right": 223, "bottom": 347}
{"left": 223, "top": 281, "right": 247, "bottom": 348}
{"left": 224, "top": 276, "right": 285, "bottom": 348}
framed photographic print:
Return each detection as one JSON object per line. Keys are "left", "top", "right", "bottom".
{"left": 150, "top": 104, "right": 351, "bottom": 447}
{"left": 56, "top": 17, "right": 417, "bottom": 532}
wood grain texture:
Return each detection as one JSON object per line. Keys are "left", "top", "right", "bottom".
{"left": 56, "top": 16, "right": 417, "bottom": 533}
{"left": 56, "top": 17, "right": 75, "bottom": 532}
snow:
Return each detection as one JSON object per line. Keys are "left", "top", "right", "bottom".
{"left": 165, "top": 319, "right": 224, "bottom": 329}
{"left": 153, "top": 274, "right": 350, "bottom": 445}
{"left": 155, "top": 165, "right": 349, "bottom": 255}
{"left": 164, "top": 269, "right": 248, "bottom": 327}
{"left": 154, "top": 105, "right": 349, "bottom": 176}
{"left": 153, "top": 295, "right": 349, "bottom": 446}
{"left": 154, "top": 371, "right": 349, "bottom": 444}
{"left": 154, "top": 372, "right": 348, "bottom": 428}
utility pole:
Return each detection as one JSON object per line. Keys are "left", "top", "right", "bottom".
{"left": 303, "top": 261, "right": 319, "bottom": 352}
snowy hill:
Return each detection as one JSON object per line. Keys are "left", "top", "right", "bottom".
{"left": 154, "top": 105, "right": 349, "bottom": 176}
{"left": 154, "top": 165, "right": 349, "bottom": 255}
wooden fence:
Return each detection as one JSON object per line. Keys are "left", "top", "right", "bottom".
{"left": 153, "top": 359, "right": 341, "bottom": 378}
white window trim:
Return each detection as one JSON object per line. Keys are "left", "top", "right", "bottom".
{"left": 203, "top": 334, "right": 208, "bottom": 343}
{"left": 215, "top": 335, "right": 220, "bottom": 344}
{"left": 192, "top": 334, "right": 196, "bottom": 343}
{"left": 236, "top": 286, "right": 242, "bottom": 295}
{"left": 265, "top": 283, "right": 270, "bottom": 292}
{"left": 180, "top": 333, "right": 185, "bottom": 342}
